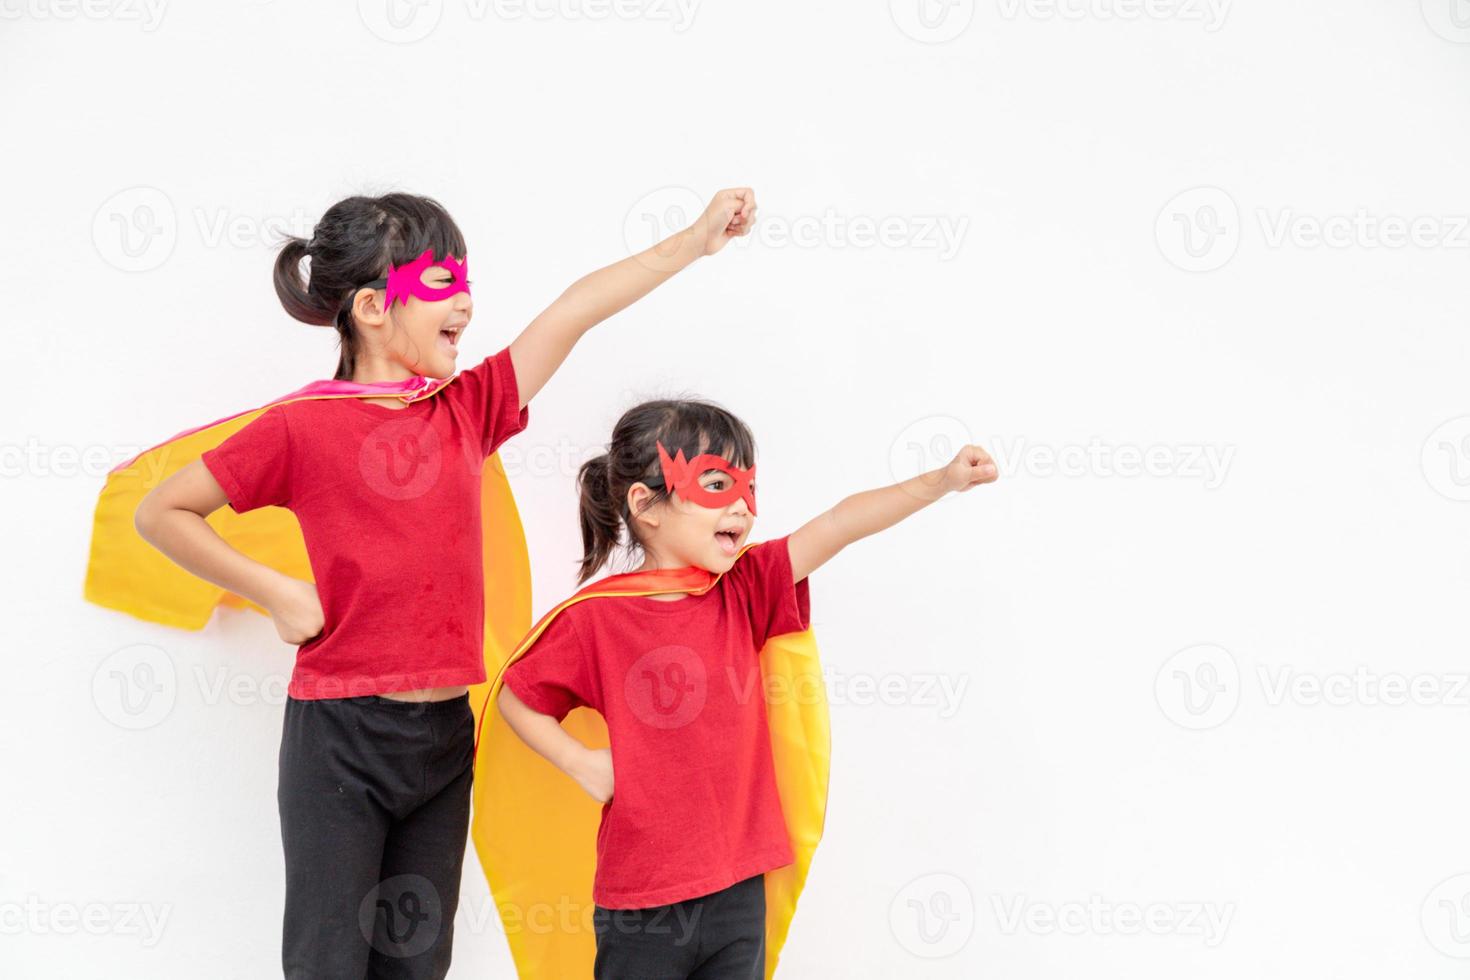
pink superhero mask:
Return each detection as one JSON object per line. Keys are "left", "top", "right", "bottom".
{"left": 348, "top": 248, "right": 471, "bottom": 310}
{"left": 656, "top": 442, "right": 757, "bottom": 515}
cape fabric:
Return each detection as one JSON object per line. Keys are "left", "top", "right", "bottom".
{"left": 470, "top": 548, "right": 830, "bottom": 979}
{"left": 82, "top": 374, "right": 532, "bottom": 704}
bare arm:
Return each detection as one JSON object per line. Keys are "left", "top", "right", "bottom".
{"left": 497, "top": 685, "right": 613, "bottom": 803}
{"left": 787, "top": 444, "right": 999, "bottom": 583}
{"left": 133, "top": 459, "right": 323, "bottom": 644}
{"left": 508, "top": 187, "right": 756, "bottom": 409}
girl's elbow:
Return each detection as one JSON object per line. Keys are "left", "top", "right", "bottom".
{"left": 133, "top": 493, "right": 162, "bottom": 542}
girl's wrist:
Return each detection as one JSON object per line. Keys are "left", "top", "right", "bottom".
{"left": 254, "top": 568, "right": 297, "bottom": 612}
{"left": 907, "top": 467, "right": 953, "bottom": 503}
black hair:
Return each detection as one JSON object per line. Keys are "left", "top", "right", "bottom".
{"left": 576, "top": 398, "right": 757, "bottom": 584}
{"left": 272, "top": 193, "right": 467, "bottom": 380}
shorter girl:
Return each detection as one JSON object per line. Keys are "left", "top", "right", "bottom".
{"left": 493, "top": 398, "right": 998, "bottom": 979}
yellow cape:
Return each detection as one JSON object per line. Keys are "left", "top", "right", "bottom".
{"left": 470, "top": 545, "right": 830, "bottom": 979}
{"left": 81, "top": 377, "right": 532, "bottom": 704}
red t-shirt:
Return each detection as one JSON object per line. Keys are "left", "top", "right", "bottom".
{"left": 502, "top": 536, "right": 812, "bottom": 908}
{"left": 200, "top": 347, "right": 529, "bottom": 699}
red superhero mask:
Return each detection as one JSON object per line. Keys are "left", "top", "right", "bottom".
{"left": 657, "top": 442, "right": 757, "bottom": 515}
{"left": 347, "top": 248, "right": 471, "bottom": 311}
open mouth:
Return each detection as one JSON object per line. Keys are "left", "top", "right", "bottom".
{"left": 438, "top": 325, "right": 465, "bottom": 355}
{"left": 715, "top": 528, "right": 741, "bottom": 556}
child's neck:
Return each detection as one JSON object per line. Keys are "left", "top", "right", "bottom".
{"left": 632, "top": 554, "right": 705, "bottom": 600}
{"left": 349, "top": 361, "right": 428, "bottom": 410}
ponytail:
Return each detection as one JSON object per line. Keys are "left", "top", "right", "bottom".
{"left": 576, "top": 453, "right": 622, "bottom": 585}
{"left": 272, "top": 238, "right": 329, "bottom": 326}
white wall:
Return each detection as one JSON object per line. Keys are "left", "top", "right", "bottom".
{"left": 6, "top": 1, "right": 1470, "bottom": 976}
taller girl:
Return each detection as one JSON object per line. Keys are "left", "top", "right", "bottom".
{"left": 133, "top": 188, "right": 756, "bottom": 979}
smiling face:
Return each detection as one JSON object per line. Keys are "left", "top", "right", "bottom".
{"left": 628, "top": 443, "right": 758, "bottom": 574}
{"left": 348, "top": 251, "right": 473, "bottom": 381}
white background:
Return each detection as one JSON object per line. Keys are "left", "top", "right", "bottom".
{"left": 6, "top": 0, "right": 1470, "bottom": 977}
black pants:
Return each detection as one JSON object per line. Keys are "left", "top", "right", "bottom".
{"left": 277, "top": 693, "right": 475, "bottom": 980}
{"left": 593, "top": 873, "right": 766, "bottom": 980}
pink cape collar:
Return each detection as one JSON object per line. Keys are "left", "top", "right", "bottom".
{"left": 110, "top": 373, "right": 454, "bottom": 476}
